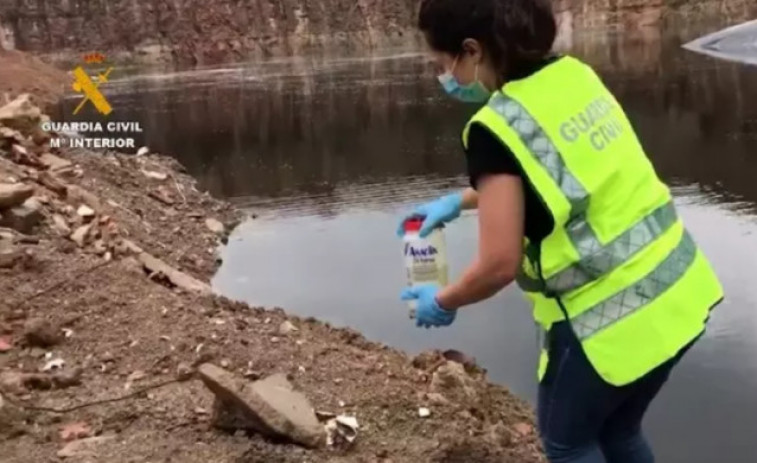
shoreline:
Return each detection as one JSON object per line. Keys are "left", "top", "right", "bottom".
{"left": 0, "top": 54, "right": 545, "bottom": 462}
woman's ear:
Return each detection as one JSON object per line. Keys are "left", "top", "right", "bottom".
{"left": 462, "top": 38, "right": 484, "bottom": 63}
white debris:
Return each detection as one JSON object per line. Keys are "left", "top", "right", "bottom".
{"left": 418, "top": 407, "right": 431, "bottom": 418}
{"left": 324, "top": 414, "right": 359, "bottom": 446}
{"left": 62, "top": 328, "right": 74, "bottom": 338}
{"left": 136, "top": 146, "right": 150, "bottom": 156}
{"left": 76, "top": 205, "right": 95, "bottom": 218}
{"left": 42, "top": 357, "right": 65, "bottom": 372}
{"left": 279, "top": 320, "right": 298, "bottom": 335}
{"left": 141, "top": 169, "right": 168, "bottom": 181}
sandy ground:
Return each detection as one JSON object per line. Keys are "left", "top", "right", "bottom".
{"left": 0, "top": 51, "right": 544, "bottom": 463}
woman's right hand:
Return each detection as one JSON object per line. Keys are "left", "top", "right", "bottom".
{"left": 396, "top": 192, "right": 464, "bottom": 238}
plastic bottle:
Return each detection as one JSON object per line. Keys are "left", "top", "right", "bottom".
{"left": 402, "top": 218, "right": 449, "bottom": 310}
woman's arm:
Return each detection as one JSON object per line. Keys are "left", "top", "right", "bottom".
{"left": 436, "top": 174, "right": 524, "bottom": 310}
{"left": 461, "top": 187, "right": 479, "bottom": 210}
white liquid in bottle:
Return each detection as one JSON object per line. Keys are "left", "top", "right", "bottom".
{"left": 402, "top": 218, "right": 449, "bottom": 312}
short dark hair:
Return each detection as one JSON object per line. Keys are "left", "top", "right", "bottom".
{"left": 418, "top": 0, "right": 557, "bottom": 80}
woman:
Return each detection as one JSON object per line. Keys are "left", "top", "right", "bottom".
{"left": 397, "top": 0, "right": 724, "bottom": 462}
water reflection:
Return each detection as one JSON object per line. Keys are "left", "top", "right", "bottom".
{"left": 57, "top": 32, "right": 757, "bottom": 214}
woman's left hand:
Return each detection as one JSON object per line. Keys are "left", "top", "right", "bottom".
{"left": 400, "top": 284, "right": 457, "bottom": 328}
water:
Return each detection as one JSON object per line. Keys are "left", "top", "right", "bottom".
{"left": 57, "top": 27, "right": 757, "bottom": 463}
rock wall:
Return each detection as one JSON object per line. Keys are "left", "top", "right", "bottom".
{"left": 0, "top": 0, "right": 755, "bottom": 65}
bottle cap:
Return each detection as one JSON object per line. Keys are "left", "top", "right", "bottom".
{"left": 403, "top": 218, "right": 423, "bottom": 233}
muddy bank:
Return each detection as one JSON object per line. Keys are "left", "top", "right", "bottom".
{"left": 0, "top": 64, "right": 543, "bottom": 462}
{"left": 1, "top": 0, "right": 755, "bottom": 66}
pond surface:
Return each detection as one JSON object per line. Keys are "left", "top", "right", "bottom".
{"left": 57, "top": 26, "right": 757, "bottom": 463}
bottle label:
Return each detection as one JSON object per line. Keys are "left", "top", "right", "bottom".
{"left": 404, "top": 243, "right": 438, "bottom": 262}
{"left": 404, "top": 242, "right": 446, "bottom": 285}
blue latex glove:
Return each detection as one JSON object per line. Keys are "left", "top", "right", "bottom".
{"left": 396, "top": 192, "right": 463, "bottom": 238}
{"left": 400, "top": 284, "right": 457, "bottom": 328}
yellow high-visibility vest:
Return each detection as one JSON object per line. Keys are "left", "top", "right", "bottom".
{"left": 462, "top": 56, "right": 724, "bottom": 386}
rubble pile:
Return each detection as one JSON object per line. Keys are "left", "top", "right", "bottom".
{"left": 0, "top": 94, "right": 544, "bottom": 463}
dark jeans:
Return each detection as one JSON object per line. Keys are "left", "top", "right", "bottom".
{"left": 538, "top": 321, "right": 695, "bottom": 463}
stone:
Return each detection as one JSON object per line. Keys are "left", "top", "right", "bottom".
{"left": 126, "top": 370, "right": 146, "bottom": 383}
{"left": 57, "top": 435, "right": 114, "bottom": 458}
{"left": 51, "top": 214, "right": 71, "bottom": 236}
{"left": 141, "top": 169, "right": 168, "bottom": 181}
{"left": 66, "top": 185, "right": 101, "bottom": 211}
{"left": 0, "top": 183, "right": 34, "bottom": 209}
{"left": 0, "top": 336, "right": 12, "bottom": 352}
{"left": 76, "top": 204, "right": 95, "bottom": 219}
{"left": 278, "top": 320, "right": 299, "bottom": 335}
{"left": 70, "top": 223, "right": 92, "bottom": 247}
{"left": 23, "top": 317, "right": 63, "bottom": 347}
{"left": 9, "top": 144, "right": 42, "bottom": 167}
{"left": 0, "top": 242, "right": 23, "bottom": 269}
{"left": 176, "top": 362, "right": 194, "bottom": 381}
{"left": 59, "top": 421, "right": 92, "bottom": 441}
{"left": 51, "top": 368, "right": 83, "bottom": 388}
{"left": 0, "top": 198, "right": 43, "bottom": 234}
{"left": 512, "top": 422, "right": 533, "bottom": 437}
{"left": 135, "top": 247, "right": 211, "bottom": 294}
{"left": 426, "top": 392, "right": 449, "bottom": 405}
{"left": 486, "top": 421, "right": 513, "bottom": 447}
{"left": 430, "top": 361, "right": 479, "bottom": 401}
{"left": 205, "top": 218, "right": 225, "bottom": 234}
{"left": 197, "top": 363, "right": 325, "bottom": 447}
{"left": 0, "top": 94, "right": 41, "bottom": 132}
{"left": 39, "top": 153, "right": 72, "bottom": 172}
{"left": 148, "top": 186, "right": 175, "bottom": 205}
{"left": 0, "top": 371, "right": 27, "bottom": 394}
{"left": 38, "top": 171, "right": 68, "bottom": 196}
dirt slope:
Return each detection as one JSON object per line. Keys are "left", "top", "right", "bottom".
{"left": 0, "top": 55, "right": 544, "bottom": 463}
{"left": 0, "top": 50, "right": 68, "bottom": 110}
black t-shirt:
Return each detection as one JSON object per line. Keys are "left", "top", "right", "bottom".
{"left": 464, "top": 56, "right": 561, "bottom": 244}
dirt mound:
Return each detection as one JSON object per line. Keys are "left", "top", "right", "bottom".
{"left": 0, "top": 50, "right": 68, "bottom": 111}
{"left": 0, "top": 95, "right": 544, "bottom": 462}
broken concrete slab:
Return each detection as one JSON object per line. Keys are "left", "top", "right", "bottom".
{"left": 135, "top": 247, "right": 211, "bottom": 295}
{"left": 197, "top": 363, "right": 325, "bottom": 448}
{"left": 0, "top": 198, "right": 43, "bottom": 234}
{"left": 0, "top": 94, "right": 41, "bottom": 133}
{"left": 70, "top": 223, "right": 92, "bottom": 247}
{"left": 37, "top": 171, "right": 68, "bottom": 197}
{"left": 51, "top": 214, "right": 71, "bottom": 236}
{"left": 0, "top": 183, "right": 34, "bottom": 209}
{"left": 39, "top": 153, "right": 72, "bottom": 172}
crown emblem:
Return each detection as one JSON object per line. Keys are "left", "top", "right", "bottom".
{"left": 83, "top": 52, "right": 106, "bottom": 64}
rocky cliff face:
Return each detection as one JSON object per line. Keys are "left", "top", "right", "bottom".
{"left": 0, "top": 0, "right": 754, "bottom": 65}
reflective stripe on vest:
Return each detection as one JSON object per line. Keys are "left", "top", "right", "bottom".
{"left": 572, "top": 230, "right": 696, "bottom": 339}
{"left": 488, "top": 93, "right": 679, "bottom": 296}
